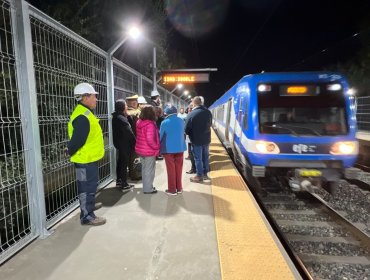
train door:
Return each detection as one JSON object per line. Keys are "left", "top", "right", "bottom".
{"left": 224, "top": 98, "right": 233, "bottom": 146}
{"left": 231, "top": 96, "right": 243, "bottom": 149}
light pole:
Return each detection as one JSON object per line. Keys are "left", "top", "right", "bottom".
{"left": 106, "top": 25, "right": 141, "bottom": 179}
{"left": 152, "top": 47, "right": 157, "bottom": 93}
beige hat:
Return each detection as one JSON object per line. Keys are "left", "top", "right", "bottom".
{"left": 126, "top": 94, "right": 139, "bottom": 100}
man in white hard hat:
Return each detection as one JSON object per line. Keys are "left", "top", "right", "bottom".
{"left": 67, "top": 82, "right": 106, "bottom": 226}
{"left": 137, "top": 96, "right": 148, "bottom": 110}
{"left": 150, "top": 90, "right": 161, "bottom": 107}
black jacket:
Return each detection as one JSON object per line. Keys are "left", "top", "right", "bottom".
{"left": 112, "top": 112, "right": 136, "bottom": 152}
{"left": 185, "top": 106, "right": 213, "bottom": 145}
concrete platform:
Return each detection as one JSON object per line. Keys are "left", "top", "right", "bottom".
{"left": 0, "top": 157, "right": 221, "bottom": 280}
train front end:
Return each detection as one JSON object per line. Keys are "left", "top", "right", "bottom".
{"left": 247, "top": 73, "right": 358, "bottom": 191}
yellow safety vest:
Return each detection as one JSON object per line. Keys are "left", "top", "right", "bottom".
{"left": 68, "top": 104, "right": 105, "bottom": 163}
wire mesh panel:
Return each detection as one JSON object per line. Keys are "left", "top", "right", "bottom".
{"left": 142, "top": 78, "right": 153, "bottom": 100}
{"left": 29, "top": 12, "right": 110, "bottom": 226}
{"left": 113, "top": 62, "right": 139, "bottom": 101}
{"left": 0, "top": 0, "right": 33, "bottom": 261}
{"left": 356, "top": 96, "right": 370, "bottom": 132}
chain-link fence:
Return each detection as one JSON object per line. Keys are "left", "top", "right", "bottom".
{"left": 0, "top": 0, "right": 187, "bottom": 264}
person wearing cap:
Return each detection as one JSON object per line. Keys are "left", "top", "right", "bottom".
{"left": 150, "top": 90, "right": 161, "bottom": 107}
{"left": 125, "top": 94, "right": 142, "bottom": 181}
{"left": 185, "top": 96, "right": 212, "bottom": 183}
{"left": 137, "top": 96, "right": 148, "bottom": 110}
{"left": 67, "top": 82, "right": 106, "bottom": 226}
{"left": 160, "top": 104, "right": 187, "bottom": 195}
{"left": 112, "top": 99, "right": 136, "bottom": 191}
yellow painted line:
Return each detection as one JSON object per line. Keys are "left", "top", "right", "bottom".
{"left": 209, "top": 131, "right": 298, "bottom": 280}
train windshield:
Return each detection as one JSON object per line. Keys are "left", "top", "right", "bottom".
{"left": 258, "top": 84, "right": 348, "bottom": 136}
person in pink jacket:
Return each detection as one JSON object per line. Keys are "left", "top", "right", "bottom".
{"left": 135, "top": 106, "right": 160, "bottom": 194}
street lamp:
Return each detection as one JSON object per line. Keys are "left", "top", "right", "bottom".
{"left": 108, "top": 25, "right": 142, "bottom": 55}
{"left": 180, "top": 90, "right": 189, "bottom": 99}
{"left": 170, "top": 83, "right": 183, "bottom": 94}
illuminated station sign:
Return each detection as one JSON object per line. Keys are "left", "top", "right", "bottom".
{"left": 162, "top": 73, "right": 210, "bottom": 84}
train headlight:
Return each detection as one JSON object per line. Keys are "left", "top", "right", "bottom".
{"left": 255, "top": 141, "right": 280, "bottom": 154}
{"left": 327, "top": 84, "right": 342, "bottom": 91}
{"left": 257, "top": 84, "right": 271, "bottom": 92}
{"left": 330, "top": 141, "right": 357, "bottom": 155}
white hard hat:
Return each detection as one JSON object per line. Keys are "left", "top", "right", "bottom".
{"left": 74, "top": 83, "right": 98, "bottom": 96}
{"left": 151, "top": 90, "right": 159, "bottom": 97}
{"left": 137, "top": 96, "right": 147, "bottom": 104}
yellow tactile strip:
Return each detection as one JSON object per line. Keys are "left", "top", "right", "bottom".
{"left": 209, "top": 131, "right": 297, "bottom": 280}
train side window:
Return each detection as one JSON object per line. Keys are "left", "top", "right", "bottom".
{"left": 242, "top": 100, "right": 248, "bottom": 130}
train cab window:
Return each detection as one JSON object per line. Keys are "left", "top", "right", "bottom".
{"left": 258, "top": 83, "right": 348, "bottom": 136}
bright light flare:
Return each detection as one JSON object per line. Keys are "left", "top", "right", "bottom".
{"left": 327, "top": 83, "right": 342, "bottom": 91}
{"left": 330, "top": 141, "right": 357, "bottom": 155}
{"left": 128, "top": 26, "right": 141, "bottom": 40}
{"left": 257, "top": 84, "right": 271, "bottom": 92}
{"left": 347, "top": 88, "right": 356, "bottom": 96}
{"left": 255, "top": 141, "right": 280, "bottom": 154}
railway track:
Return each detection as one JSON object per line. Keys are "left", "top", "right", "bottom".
{"left": 241, "top": 167, "right": 370, "bottom": 279}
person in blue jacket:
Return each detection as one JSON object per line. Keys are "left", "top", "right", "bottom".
{"left": 160, "top": 104, "right": 187, "bottom": 195}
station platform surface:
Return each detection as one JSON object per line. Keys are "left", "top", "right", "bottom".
{"left": 0, "top": 131, "right": 300, "bottom": 280}
{"left": 357, "top": 130, "right": 370, "bottom": 142}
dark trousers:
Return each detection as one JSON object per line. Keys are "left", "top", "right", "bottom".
{"left": 192, "top": 144, "right": 210, "bottom": 177}
{"left": 75, "top": 162, "right": 99, "bottom": 224}
{"left": 163, "top": 153, "right": 184, "bottom": 193}
{"left": 116, "top": 149, "right": 130, "bottom": 185}
{"left": 188, "top": 143, "right": 196, "bottom": 171}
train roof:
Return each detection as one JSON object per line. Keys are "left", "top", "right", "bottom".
{"left": 209, "top": 71, "right": 349, "bottom": 109}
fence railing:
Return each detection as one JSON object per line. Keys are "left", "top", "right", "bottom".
{"left": 0, "top": 0, "right": 187, "bottom": 264}
{"left": 356, "top": 96, "right": 370, "bottom": 132}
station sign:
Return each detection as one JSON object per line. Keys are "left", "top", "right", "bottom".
{"left": 162, "top": 73, "right": 210, "bottom": 84}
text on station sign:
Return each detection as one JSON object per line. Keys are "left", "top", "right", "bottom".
{"left": 162, "top": 73, "right": 209, "bottom": 83}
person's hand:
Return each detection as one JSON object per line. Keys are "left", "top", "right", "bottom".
{"left": 64, "top": 147, "right": 69, "bottom": 158}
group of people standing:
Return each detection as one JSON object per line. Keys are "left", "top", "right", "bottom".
{"left": 67, "top": 82, "right": 212, "bottom": 226}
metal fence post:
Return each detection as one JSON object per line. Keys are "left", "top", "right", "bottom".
{"left": 13, "top": 0, "right": 50, "bottom": 238}
{"left": 139, "top": 75, "right": 143, "bottom": 96}
{"left": 106, "top": 55, "right": 116, "bottom": 180}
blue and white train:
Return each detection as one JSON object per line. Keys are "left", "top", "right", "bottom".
{"left": 210, "top": 72, "right": 358, "bottom": 191}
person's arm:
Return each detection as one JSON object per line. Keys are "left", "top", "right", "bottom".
{"left": 121, "top": 117, "right": 136, "bottom": 146}
{"left": 145, "top": 122, "right": 160, "bottom": 149}
{"left": 185, "top": 115, "right": 192, "bottom": 135}
{"left": 159, "top": 120, "right": 166, "bottom": 141}
{"left": 67, "top": 115, "right": 90, "bottom": 156}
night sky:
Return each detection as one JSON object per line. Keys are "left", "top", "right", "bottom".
{"left": 163, "top": 0, "right": 370, "bottom": 105}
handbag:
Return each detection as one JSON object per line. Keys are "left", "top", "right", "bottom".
{"left": 132, "top": 157, "right": 142, "bottom": 177}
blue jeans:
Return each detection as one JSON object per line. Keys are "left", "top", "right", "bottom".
{"left": 192, "top": 144, "right": 210, "bottom": 177}
{"left": 75, "top": 162, "right": 99, "bottom": 224}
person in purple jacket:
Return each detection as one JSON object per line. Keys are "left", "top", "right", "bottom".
{"left": 135, "top": 106, "right": 160, "bottom": 194}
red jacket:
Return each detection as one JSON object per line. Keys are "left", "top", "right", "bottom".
{"left": 135, "top": 119, "right": 160, "bottom": 157}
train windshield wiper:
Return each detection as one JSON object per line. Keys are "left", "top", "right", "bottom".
{"left": 261, "top": 123, "right": 298, "bottom": 135}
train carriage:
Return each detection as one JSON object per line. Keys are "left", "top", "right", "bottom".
{"left": 210, "top": 72, "right": 358, "bottom": 191}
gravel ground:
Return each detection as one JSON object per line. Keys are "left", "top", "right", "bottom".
{"left": 279, "top": 225, "right": 350, "bottom": 237}
{"left": 264, "top": 203, "right": 311, "bottom": 211}
{"left": 271, "top": 213, "right": 332, "bottom": 222}
{"left": 309, "top": 263, "right": 370, "bottom": 280}
{"left": 314, "top": 181, "right": 370, "bottom": 230}
{"left": 291, "top": 241, "right": 369, "bottom": 256}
